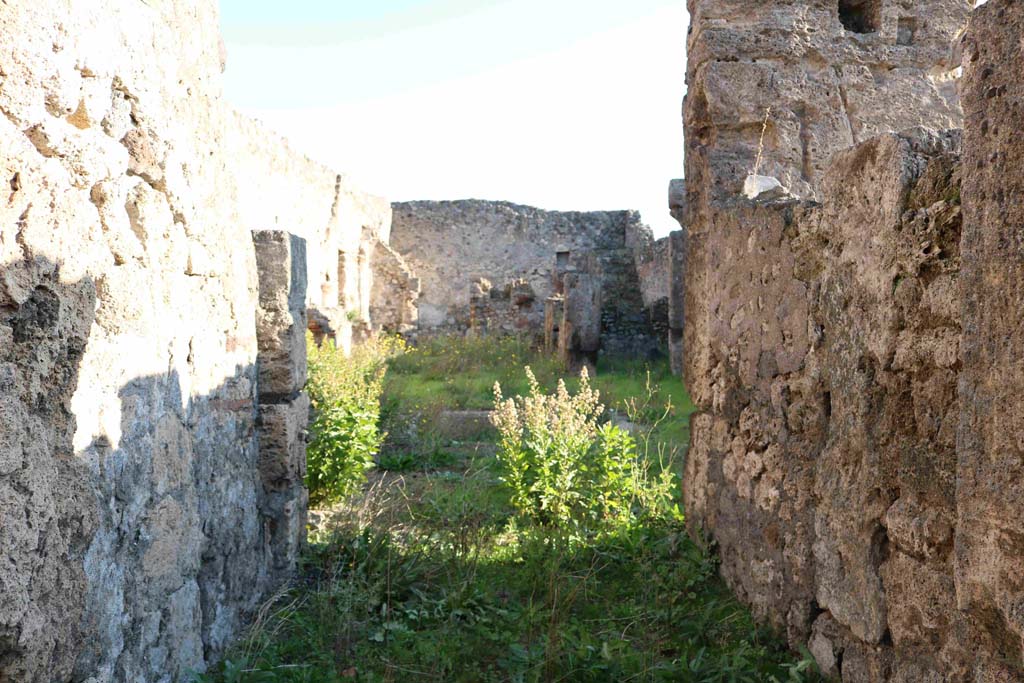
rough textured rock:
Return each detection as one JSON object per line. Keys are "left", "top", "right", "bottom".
{"left": 253, "top": 231, "right": 309, "bottom": 399}
{"left": 0, "top": 1, "right": 382, "bottom": 680}
{"left": 684, "top": 0, "right": 967, "bottom": 216}
{"left": 252, "top": 231, "right": 310, "bottom": 586}
{"left": 957, "top": 2, "right": 1024, "bottom": 678}
{"left": 684, "top": 129, "right": 967, "bottom": 680}
{"left": 389, "top": 200, "right": 664, "bottom": 357}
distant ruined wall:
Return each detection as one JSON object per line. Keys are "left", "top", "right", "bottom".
{"left": 369, "top": 240, "right": 420, "bottom": 335}
{"left": 682, "top": 0, "right": 1024, "bottom": 680}
{"left": 0, "top": 1, "right": 380, "bottom": 681}
{"left": 390, "top": 200, "right": 664, "bottom": 356}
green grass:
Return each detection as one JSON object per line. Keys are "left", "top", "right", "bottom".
{"left": 194, "top": 336, "right": 818, "bottom": 683}
{"left": 383, "top": 335, "right": 695, "bottom": 452}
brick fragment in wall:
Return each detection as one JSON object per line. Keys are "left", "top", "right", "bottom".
{"left": 253, "top": 231, "right": 309, "bottom": 398}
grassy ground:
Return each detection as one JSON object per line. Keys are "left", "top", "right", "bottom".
{"left": 195, "top": 336, "right": 818, "bottom": 683}
{"left": 382, "top": 336, "right": 695, "bottom": 450}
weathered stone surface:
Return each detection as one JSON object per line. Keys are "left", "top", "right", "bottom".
{"left": 559, "top": 270, "right": 603, "bottom": 371}
{"left": 370, "top": 240, "right": 420, "bottom": 335}
{"left": 253, "top": 231, "right": 308, "bottom": 397}
{"left": 684, "top": 0, "right": 967, "bottom": 217}
{"left": 0, "top": 1, "right": 382, "bottom": 680}
{"left": 683, "top": 128, "right": 966, "bottom": 679}
{"left": 667, "top": 229, "right": 687, "bottom": 376}
{"left": 957, "top": 1, "right": 1024, "bottom": 677}
{"left": 668, "top": 179, "right": 686, "bottom": 228}
{"left": 257, "top": 395, "right": 310, "bottom": 582}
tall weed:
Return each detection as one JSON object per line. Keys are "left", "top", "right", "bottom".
{"left": 492, "top": 367, "right": 677, "bottom": 534}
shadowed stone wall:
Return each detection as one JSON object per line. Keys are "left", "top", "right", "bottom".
{"left": 0, "top": 1, "right": 383, "bottom": 681}
{"left": 685, "top": 128, "right": 968, "bottom": 682}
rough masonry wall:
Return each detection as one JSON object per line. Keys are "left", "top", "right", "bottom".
{"left": 684, "top": 129, "right": 968, "bottom": 681}
{"left": 684, "top": 0, "right": 967, "bottom": 215}
{"left": 956, "top": 2, "right": 1024, "bottom": 679}
{"left": 229, "top": 113, "right": 396, "bottom": 351}
{"left": 0, "top": 1, "right": 370, "bottom": 680}
{"left": 369, "top": 240, "right": 420, "bottom": 335}
{"left": 390, "top": 200, "right": 663, "bottom": 355}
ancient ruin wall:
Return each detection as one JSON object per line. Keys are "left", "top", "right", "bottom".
{"left": 389, "top": 200, "right": 663, "bottom": 355}
{"left": 0, "top": 1, "right": 377, "bottom": 680}
{"left": 390, "top": 200, "right": 632, "bottom": 329}
{"left": 956, "top": 2, "right": 1024, "bottom": 678}
{"left": 684, "top": 129, "right": 968, "bottom": 681}
{"left": 682, "top": 1, "right": 1024, "bottom": 678}
{"left": 684, "top": 0, "right": 968, "bottom": 215}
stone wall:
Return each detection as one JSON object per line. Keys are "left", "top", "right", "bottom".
{"left": 390, "top": 200, "right": 664, "bottom": 356}
{"left": 684, "top": 0, "right": 967, "bottom": 218}
{"left": 956, "top": 2, "right": 1024, "bottom": 679}
{"left": 680, "top": 2, "right": 1024, "bottom": 679}
{"left": 685, "top": 128, "right": 968, "bottom": 681}
{"left": 369, "top": 240, "right": 420, "bottom": 335}
{"left": 0, "top": 1, "right": 378, "bottom": 680}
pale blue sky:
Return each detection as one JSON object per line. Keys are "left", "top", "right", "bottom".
{"left": 220, "top": 0, "right": 688, "bottom": 236}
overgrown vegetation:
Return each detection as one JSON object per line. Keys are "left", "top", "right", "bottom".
{"left": 198, "top": 335, "right": 819, "bottom": 683}
{"left": 305, "top": 335, "right": 404, "bottom": 506}
{"left": 493, "top": 367, "right": 677, "bottom": 532}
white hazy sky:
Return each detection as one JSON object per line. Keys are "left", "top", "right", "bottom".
{"left": 219, "top": 0, "right": 688, "bottom": 237}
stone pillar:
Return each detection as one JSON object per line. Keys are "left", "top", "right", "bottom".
{"left": 252, "top": 230, "right": 310, "bottom": 584}
{"left": 956, "top": 3, "right": 1024, "bottom": 679}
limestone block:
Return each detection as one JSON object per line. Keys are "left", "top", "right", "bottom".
{"left": 253, "top": 230, "right": 309, "bottom": 397}
{"left": 668, "top": 179, "right": 686, "bottom": 228}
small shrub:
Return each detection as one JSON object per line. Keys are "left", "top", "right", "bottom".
{"left": 492, "top": 367, "right": 675, "bottom": 533}
{"left": 305, "top": 334, "right": 405, "bottom": 506}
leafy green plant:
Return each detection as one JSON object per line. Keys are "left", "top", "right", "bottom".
{"left": 492, "top": 367, "right": 675, "bottom": 532}
{"left": 305, "top": 334, "right": 404, "bottom": 506}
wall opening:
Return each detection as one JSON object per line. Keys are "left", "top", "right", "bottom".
{"left": 897, "top": 17, "right": 917, "bottom": 45}
{"left": 839, "top": 0, "right": 882, "bottom": 33}
{"left": 556, "top": 251, "right": 571, "bottom": 267}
